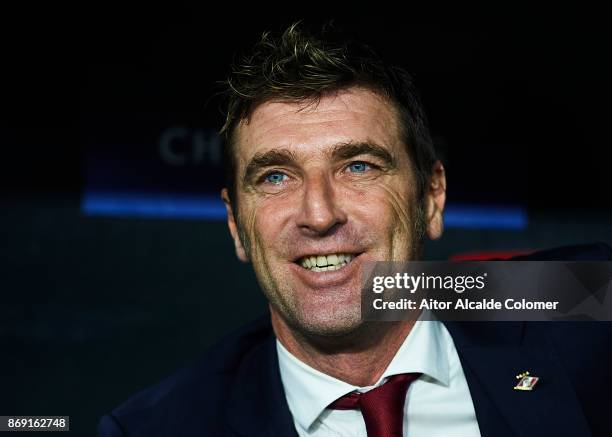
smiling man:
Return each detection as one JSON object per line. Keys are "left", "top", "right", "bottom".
{"left": 98, "top": 22, "right": 612, "bottom": 437}
{"left": 224, "top": 87, "right": 444, "bottom": 341}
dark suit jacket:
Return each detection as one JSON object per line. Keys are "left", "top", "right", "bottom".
{"left": 98, "top": 243, "right": 612, "bottom": 436}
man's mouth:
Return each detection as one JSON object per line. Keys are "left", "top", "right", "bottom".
{"left": 297, "top": 253, "right": 357, "bottom": 272}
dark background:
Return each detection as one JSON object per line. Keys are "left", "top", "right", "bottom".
{"left": 2, "top": 7, "right": 611, "bottom": 435}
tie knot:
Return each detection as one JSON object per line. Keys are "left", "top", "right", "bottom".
{"left": 328, "top": 373, "right": 421, "bottom": 437}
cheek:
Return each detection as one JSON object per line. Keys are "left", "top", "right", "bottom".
{"left": 245, "top": 198, "right": 292, "bottom": 253}
{"left": 349, "top": 182, "right": 417, "bottom": 260}
{"left": 382, "top": 185, "right": 414, "bottom": 229}
{"left": 350, "top": 181, "right": 413, "bottom": 228}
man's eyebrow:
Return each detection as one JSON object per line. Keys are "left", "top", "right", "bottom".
{"left": 243, "top": 149, "right": 298, "bottom": 185}
{"left": 330, "top": 142, "right": 397, "bottom": 168}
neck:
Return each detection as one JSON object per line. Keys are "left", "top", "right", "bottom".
{"left": 271, "top": 307, "right": 415, "bottom": 387}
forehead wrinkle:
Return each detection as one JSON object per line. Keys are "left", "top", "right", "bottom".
{"left": 245, "top": 89, "right": 399, "bottom": 139}
{"left": 245, "top": 111, "right": 399, "bottom": 157}
{"left": 246, "top": 110, "right": 364, "bottom": 145}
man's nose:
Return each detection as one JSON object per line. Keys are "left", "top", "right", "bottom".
{"left": 296, "top": 174, "right": 348, "bottom": 235}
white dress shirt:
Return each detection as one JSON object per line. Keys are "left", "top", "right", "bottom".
{"left": 276, "top": 320, "right": 481, "bottom": 436}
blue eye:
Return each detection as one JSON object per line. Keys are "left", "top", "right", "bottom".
{"left": 348, "top": 162, "right": 370, "bottom": 173}
{"left": 265, "top": 172, "right": 287, "bottom": 184}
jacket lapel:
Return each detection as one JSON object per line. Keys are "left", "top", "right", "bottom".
{"left": 224, "top": 334, "right": 297, "bottom": 437}
{"left": 445, "top": 321, "right": 591, "bottom": 437}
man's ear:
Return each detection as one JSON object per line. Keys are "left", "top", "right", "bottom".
{"left": 425, "top": 160, "right": 446, "bottom": 240}
{"left": 221, "top": 188, "right": 249, "bottom": 263}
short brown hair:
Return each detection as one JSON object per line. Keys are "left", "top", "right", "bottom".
{"left": 219, "top": 22, "right": 437, "bottom": 206}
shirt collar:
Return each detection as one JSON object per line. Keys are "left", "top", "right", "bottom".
{"left": 276, "top": 320, "right": 451, "bottom": 432}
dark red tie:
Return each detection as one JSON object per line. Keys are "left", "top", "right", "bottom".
{"left": 327, "top": 373, "right": 421, "bottom": 437}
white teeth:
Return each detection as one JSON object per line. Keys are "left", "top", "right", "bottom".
{"left": 298, "top": 253, "right": 356, "bottom": 271}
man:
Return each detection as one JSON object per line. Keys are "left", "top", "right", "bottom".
{"left": 98, "top": 23, "right": 612, "bottom": 436}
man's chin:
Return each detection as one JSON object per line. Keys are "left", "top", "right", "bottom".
{"left": 285, "top": 307, "right": 364, "bottom": 338}
{"left": 266, "top": 271, "right": 365, "bottom": 339}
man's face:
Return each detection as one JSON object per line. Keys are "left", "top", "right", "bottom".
{"left": 223, "top": 87, "right": 444, "bottom": 336}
